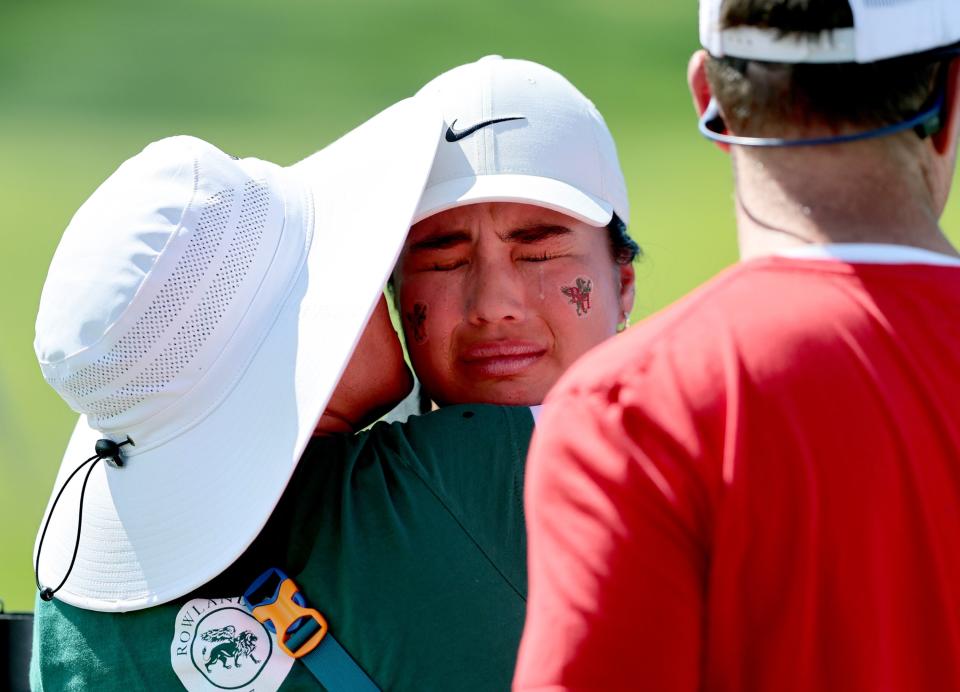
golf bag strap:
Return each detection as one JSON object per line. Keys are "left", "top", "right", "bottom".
{"left": 301, "top": 630, "right": 379, "bottom": 692}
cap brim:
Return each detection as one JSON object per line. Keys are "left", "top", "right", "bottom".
{"left": 413, "top": 173, "right": 614, "bottom": 226}
{"left": 35, "top": 98, "right": 444, "bottom": 612}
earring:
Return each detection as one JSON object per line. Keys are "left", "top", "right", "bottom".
{"left": 617, "top": 313, "right": 631, "bottom": 333}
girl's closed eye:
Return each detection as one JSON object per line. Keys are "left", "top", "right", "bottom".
{"left": 430, "top": 258, "right": 468, "bottom": 271}
{"left": 520, "top": 252, "right": 563, "bottom": 263}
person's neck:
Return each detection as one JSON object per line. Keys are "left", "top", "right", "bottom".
{"left": 731, "top": 144, "right": 960, "bottom": 261}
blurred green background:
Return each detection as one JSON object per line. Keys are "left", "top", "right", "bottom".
{"left": 1, "top": 0, "right": 959, "bottom": 612}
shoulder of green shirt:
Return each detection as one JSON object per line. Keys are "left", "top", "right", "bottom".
{"left": 354, "top": 403, "right": 536, "bottom": 601}
{"left": 304, "top": 403, "right": 535, "bottom": 482}
{"left": 389, "top": 403, "right": 534, "bottom": 473}
{"left": 398, "top": 404, "right": 536, "bottom": 599}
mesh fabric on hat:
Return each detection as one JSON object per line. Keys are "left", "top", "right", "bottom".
{"left": 49, "top": 180, "right": 271, "bottom": 427}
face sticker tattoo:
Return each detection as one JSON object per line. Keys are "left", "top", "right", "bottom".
{"left": 405, "top": 302, "right": 428, "bottom": 344}
{"left": 560, "top": 277, "right": 593, "bottom": 317}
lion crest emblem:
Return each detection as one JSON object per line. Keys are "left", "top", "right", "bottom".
{"left": 200, "top": 624, "right": 261, "bottom": 672}
{"left": 172, "top": 597, "right": 292, "bottom": 692}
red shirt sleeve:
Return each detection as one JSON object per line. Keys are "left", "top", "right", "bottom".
{"left": 514, "top": 384, "right": 708, "bottom": 691}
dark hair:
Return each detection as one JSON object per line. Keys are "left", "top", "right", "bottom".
{"left": 706, "top": 0, "right": 945, "bottom": 133}
{"left": 607, "top": 213, "right": 641, "bottom": 265}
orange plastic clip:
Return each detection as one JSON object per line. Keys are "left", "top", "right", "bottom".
{"left": 251, "top": 578, "right": 329, "bottom": 658}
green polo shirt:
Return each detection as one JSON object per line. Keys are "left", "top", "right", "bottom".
{"left": 31, "top": 404, "right": 534, "bottom": 692}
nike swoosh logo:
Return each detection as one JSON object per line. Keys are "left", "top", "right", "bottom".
{"left": 445, "top": 116, "right": 526, "bottom": 142}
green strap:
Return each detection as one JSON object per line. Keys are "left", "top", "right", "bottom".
{"left": 291, "top": 618, "right": 380, "bottom": 692}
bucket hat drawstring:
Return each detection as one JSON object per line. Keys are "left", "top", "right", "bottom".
{"left": 35, "top": 437, "right": 133, "bottom": 602}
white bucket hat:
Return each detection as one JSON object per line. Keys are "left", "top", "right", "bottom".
{"left": 413, "top": 55, "right": 629, "bottom": 227}
{"left": 33, "top": 98, "right": 443, "bottom": 612}
{"left": 701, "top": 0, "right": 960, "bottom": 64}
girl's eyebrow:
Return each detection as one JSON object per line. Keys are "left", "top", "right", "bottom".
{"left": 408, "top": 229, "right": 471, "bottom": 252}
{"left": 503, "top": 225, "right": 573, "bottom": 244}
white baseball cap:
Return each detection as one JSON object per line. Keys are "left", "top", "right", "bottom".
{"left": 33, "top": 98, "right": 442, "bottom": 612}
{"left": 701, "top": 0, "right": 960, "bottom": 64}
{"left": 413, "top": 55, "right": 629, "bottom": 227}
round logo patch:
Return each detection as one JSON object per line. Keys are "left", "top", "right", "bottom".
{"left": 171, "top": 596, "right": 293, "bottom": 692}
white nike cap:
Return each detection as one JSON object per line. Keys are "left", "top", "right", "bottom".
{"left": 701, "top": 0, "right": 960, "bottom": 64}
{"left": 413, "top": 55, "right": 629, "bottom": 227}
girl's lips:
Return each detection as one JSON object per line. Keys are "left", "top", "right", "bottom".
{"left": 459, "top": 341, "right": 547, "bottom": 377}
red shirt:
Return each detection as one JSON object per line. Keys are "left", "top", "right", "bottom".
{"left": 515, "top": 251, "right": 960, "bottom": 692}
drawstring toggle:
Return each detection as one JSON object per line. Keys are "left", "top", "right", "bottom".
{"left": 95, "top": 436, "right": 133, "bottom": 468}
